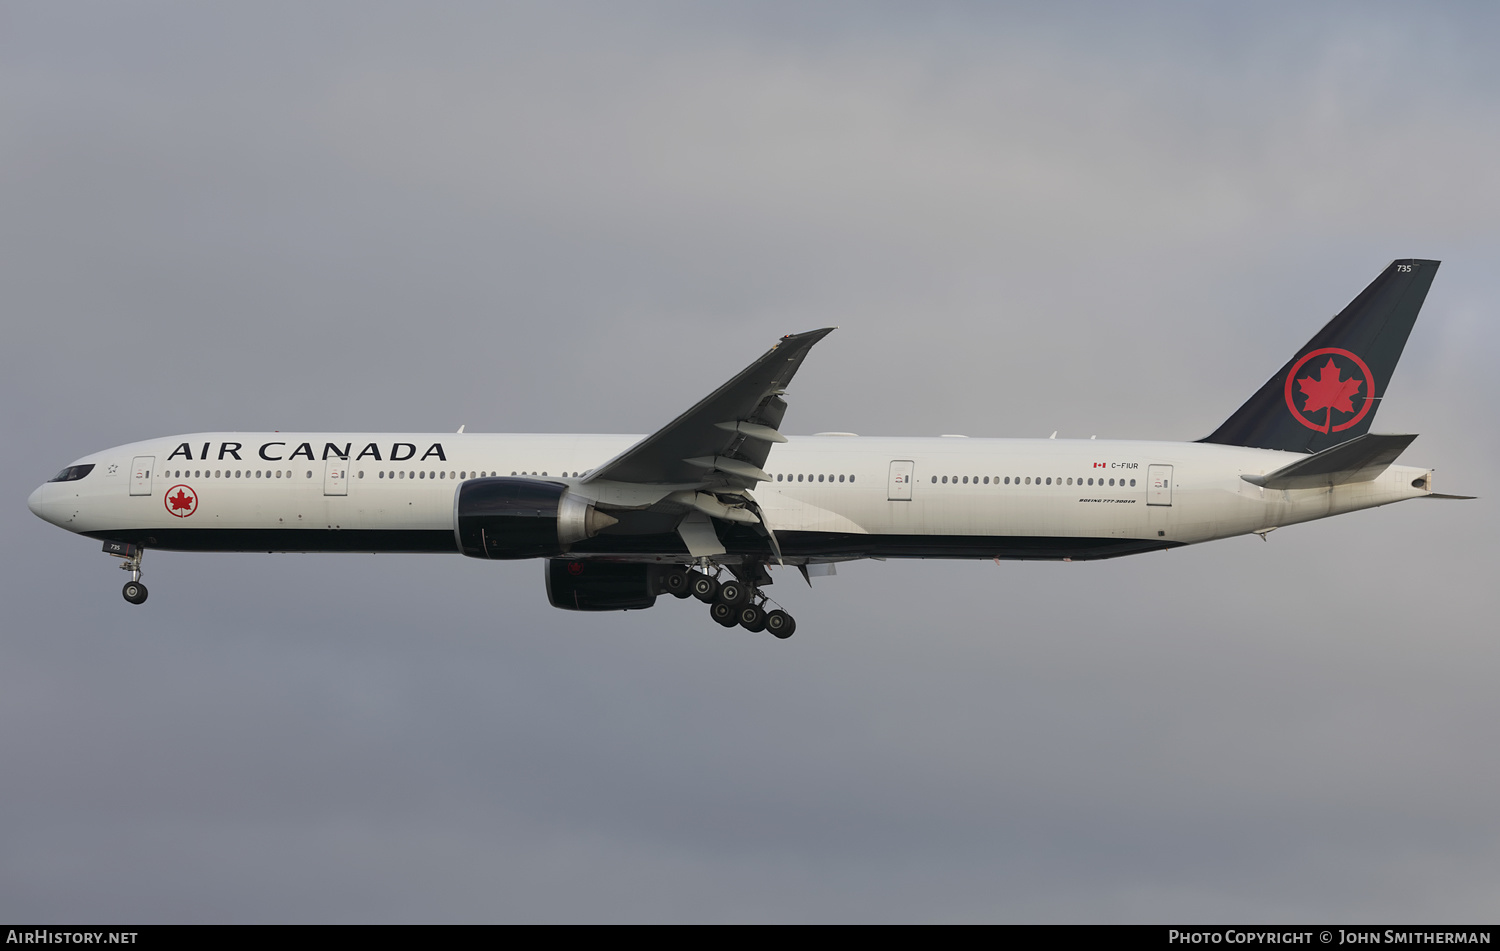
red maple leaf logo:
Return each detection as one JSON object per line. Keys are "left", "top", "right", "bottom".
{"left": 1297, "top": 358, "right": 1363, "bottom": 432}
{"left": 168, "top": 489, "right": 195, "bottom": 512}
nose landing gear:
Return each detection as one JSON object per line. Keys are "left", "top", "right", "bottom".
{"left": 103, "top": 541, "right": 148, "bottom": 605}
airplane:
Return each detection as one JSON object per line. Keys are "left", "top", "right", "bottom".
{"left": 28, "top": 259, "right": 1468, "bottom": 638}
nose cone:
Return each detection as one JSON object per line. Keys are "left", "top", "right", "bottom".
{"left": 28, "top": 482, "right": 61, "bottom": 526}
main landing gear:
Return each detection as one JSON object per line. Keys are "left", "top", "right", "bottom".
{"left": 105, "top": 542, "right": 148, "bottom": 605}
{"left": 663, "top": 565, "right": 796, "bottom": 638}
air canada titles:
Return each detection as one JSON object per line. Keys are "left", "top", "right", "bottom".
{"left": 164, "top": 441, "right": 448, "bottom": 463}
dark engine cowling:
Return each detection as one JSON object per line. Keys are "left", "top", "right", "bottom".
{"left": 455, "top": 478, "right": 616, "bottom": 559}
{"left": 546, "top": 559, "right": 658, "bottom": 611}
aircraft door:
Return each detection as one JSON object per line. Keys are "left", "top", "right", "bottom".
{"left": 323, "top": 457, "right": 348, "bottom": 496}
{"left": 130, "top": 456, "right": 155, "bottom": 496}
{"left": 1148, "top": 465, "right": 1174, "bottom": 506}
{"left": 887, "top": 460, "right": 914, "bottom": 501}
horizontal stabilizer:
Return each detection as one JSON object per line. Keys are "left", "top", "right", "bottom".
{"left": 1242, "top": 432, "right": 1417, "bottom": 489}
{"left": 1422, "top": 493, "right": 1477, "bottom": 500}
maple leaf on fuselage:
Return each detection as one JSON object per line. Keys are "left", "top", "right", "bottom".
{"left": 168, "top": 490, "right": 194, "bottom": 511}
{"left": 1298, "top": 358, "right": 1363, "bottom": 424}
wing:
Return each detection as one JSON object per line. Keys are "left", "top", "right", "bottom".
{"left": 583, "top": 328, "right": 835, "bottom": 490}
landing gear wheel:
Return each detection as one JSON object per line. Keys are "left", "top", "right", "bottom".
{"left": 717, "top": 581, "right": 749, "bottom": 605}
{"left": 710, "top": 601, "right": 739, "bottom": 627}
{"left": 765, "top": 610, "right": 795, "bottom": 639}
{"left": 738, "top": 604, "right": 767, "bottom": 632}
{"left": 665, "top": 568, "right": 693, "bottom": 599}
{"left": 691, "top": 573, "right": 721, "bottom": 603}
{"left": 122, "top": 581, "right": 148, "bottom": 605}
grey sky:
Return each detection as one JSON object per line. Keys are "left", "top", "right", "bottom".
{"left": 2, "top": 2, "right": 1496, "bottom": 922}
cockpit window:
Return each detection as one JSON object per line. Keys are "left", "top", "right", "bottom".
{"left": 49, "top": 464, "right": 95, "bottom": 483}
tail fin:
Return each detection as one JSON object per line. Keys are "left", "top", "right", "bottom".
{"left": 1200, "top": 259, "right": 1439, "bottom": 453}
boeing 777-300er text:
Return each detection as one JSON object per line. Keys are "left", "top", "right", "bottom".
{"left": 29, "top": 259, "right": 1469, "bottom": 638}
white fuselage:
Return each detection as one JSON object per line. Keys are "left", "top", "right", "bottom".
{"left": 28, "top": 431, "right": 1434, "bottom": 562}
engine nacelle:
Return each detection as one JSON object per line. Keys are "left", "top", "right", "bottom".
{"left": 455, "top": 478, "right": 616, "bottom": 559}
{"left": 546, "top": 559, "right": 659, "bottom": 611}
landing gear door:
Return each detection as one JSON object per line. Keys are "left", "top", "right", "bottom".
{"left": 130, "top": 456, "right": 155, "bottom": 496}
{"left": 887, "top": 460, "right": 914, "bottom": 501}
{"left": 1148, "top": 464, "right": 1174, "bottom": 506}
{"left": 323, "top": 458, "right": 349, "bottom": 496}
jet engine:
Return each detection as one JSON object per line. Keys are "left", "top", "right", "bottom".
{"left": 455, "top": 478, "right": 617, "bottom": 559}
{"left": 545, "top": 559, "right": 659, "bottom": 611}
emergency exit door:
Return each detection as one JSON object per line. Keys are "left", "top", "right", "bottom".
{"left": 887, "top": 460, "right": 914, "bottom": 501}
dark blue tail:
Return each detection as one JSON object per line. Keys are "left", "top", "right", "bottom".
{"left": 1200, "top": 259, "right": 1439, "bottom": 453}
